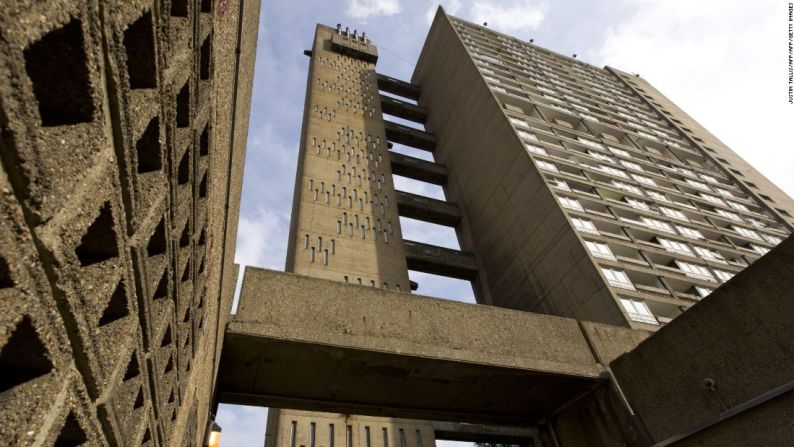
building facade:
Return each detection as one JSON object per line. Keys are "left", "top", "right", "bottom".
{"left": 267, "top": 23, "right": 437, "bottom": 447}
{"left": 0, "top": 0, "right": 259, "bottom": 445}
{"left": 269, "top": 7, "right": 793, "bottom": 447}
{"left": 413, "top": 9, "right": 793, "bottom": 329}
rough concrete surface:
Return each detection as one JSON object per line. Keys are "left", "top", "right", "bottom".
{"left": 0, "top": 0, "right": 258, "bottom": 445}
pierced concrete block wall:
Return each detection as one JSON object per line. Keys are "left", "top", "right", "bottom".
{"left": 0, "top": 0, "right": 258, "bottom": 444}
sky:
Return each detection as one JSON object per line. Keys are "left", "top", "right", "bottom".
{"left": 218, "top": 0, "right": 794, "bottom": 444}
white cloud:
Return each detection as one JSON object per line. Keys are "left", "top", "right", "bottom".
{"left": 235, "top": 208, "right": 289, "bottom": 269}
{"left": 470, "top": 0, "right": 547, "bottom": 34}
{"left": 347, "top": 0, "right": 402, "bottom": 21}
{"left": 426, "top": 0, "right": 463, "bottom": 24}
{"left": 594, "top": 0, "right": 794, "bottom": 198}
{"left": 216, "top": 405, "right": 268, "bottom": 446}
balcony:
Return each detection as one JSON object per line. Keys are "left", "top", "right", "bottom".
{"left": 380, "top": 94, "right": 428, "bottom": 124}
{"left": 395, "top": 190, "right": 462, "bottom": 227}
{"left": 389, "top": 152, "right": 447, "bottom": 185}
{"left": 376, "top": 73, "right": 421, "bottom": 100}
{"left": 403, "top": 240, "right": 478, "bottom": 280}
{"left": 384, "top": 121, "right": 437, "bottom": 151}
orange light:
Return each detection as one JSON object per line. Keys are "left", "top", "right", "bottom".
{"left": 206, "top": 421, "right": 222, "bottom": 447}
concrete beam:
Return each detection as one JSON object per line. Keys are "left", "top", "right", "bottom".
{"left": 433, "top": 422, "right": 538, "bottom": 445}
{"left": 396, "top": 190, "right": 461, "bottom": 227}
{"left": 380, "top": 95, "right": 428, "bottom": 123}
{"left": 377, "top": 73, "right": 421, "bottom": 100}
{"left": 389, "top": 152, "right": 448, "bottom": 185}
{"left": 216, "top": 268, "right": 628, "bottom": 426}
{"left": 384, "top": 121, "right": 437, "bottom": 151}
{"left": 403, "top": 240, "right": 478, "bottom": 280}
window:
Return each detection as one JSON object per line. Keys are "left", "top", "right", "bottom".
{"left": 694, "top": 286, "right": 713, "bottom": 298}
{"left": 642, "top": 217, "right": 675, "bottom": 233}
{"left": 632, "top": 174, "right": 656, "bottom": 187}
{"left": 517, "top": 130, "right": 539, "bottom": 142}
{"left": 658, "top": 237, "right": 693, "bottom": 256}
{"left": 715, "top": 188, "right": 734, "bottom": 198}
{"left": 559, "top": 196, "right": 583, "bottom": 211}
{"left": 762, "top": 234, "right": 783, "bottom": 245}
{"left": 601, "top": 166, "right": 629, "bottom": 179}
{"left": 675, "top": 261, "right": 716, "bottom": 282}
{"left": 626, "top": 198, "right": 651, "bottom": 211}
{"left": 715, "top": 209, "right": 742, "bottom": 222}
{"left": 713, "top": 269, "right": 734, "bottom": 283}
{"left": 620, "top": 160, "right": 643, "bottom": 171}
{"left": 484, "top": 75, "right": 500, "bottom": 84}
{"left": 676, "top": 225, "right": 704, "bottom": 239}
{"left": 685, "top": 179, "right": 709, "bottom": 190}
{"left": 536, "top": 160, "right": 559, "bottom": 173}
{"left": 749, "top": 244, "right": 770, "bottom": 255}
{"left": 578, "top": 137, "right": 604, "bottom": 149}
{"left": 731, "top": 225, "right": 761, "bottom": 240}
{"left": 619, "top": 298, "right": 657, "bottom": 324}
{"left": 572, "top": 217, "right": 598, "bottom": 234}
{"left": 602, "top": 268, "right": 635, "bottom": 290}
{"left": 693, "top": 246, "right": 726, "bottom": 264}
{"left": 552, "top": 179, "right": 571, "bottom": 191}
{"left": 587, "top": 150, "right": 614, "bottom": 163}
{"left": 509, "top": 117, "right": 529, "bottom": 128}
{"left": 659, "top": 206, "right": 688, "bottom": 221}
{"left": 525, "top": 143, "right": 547, "bottom": 156}
{"left": 699, "top": 193, "right": 726, "bottom": 207}
{"left": 608, "top": 147, "right": 631, "bottom": 158}
{"left": 585, "top": 241, "right": 615, "bottom": 260}
{"left": 492, "top": 86, "right": 507, "bottom": 93}
{"left": 646, "top": 190, "right": 670, "bottom": 202}
{"left": 728, "top": 201, "right": 750, "bottom": 213}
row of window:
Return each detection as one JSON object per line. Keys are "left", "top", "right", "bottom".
{"left": 289, "top": 421, "right": 424, "bottom": 447}
{"left": 526, "top": 145, "right": 784, "bottom": 238}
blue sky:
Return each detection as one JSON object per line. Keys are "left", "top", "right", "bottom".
{"left": 218, "top": 0, "right": 794, "bottom": 444}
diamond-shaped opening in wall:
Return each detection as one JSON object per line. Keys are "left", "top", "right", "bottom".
{"left": 98, "top": 279, "right": 130, "bottom": 326}
{"left": 123, "top": 351, "right": 140, "bottom": 381}
{"left": 199, "top": 123, "right": 209, "bottom": 156}
{"left": 179, "top": 220, "right": 191, "bottom": 247}
{"left": 24, "top": 19, "right": 95, "bottom": 126}
{"left": 75, "top": 202, "right": 119, "bottom": 266}
{"left": 137, "top": 117, "right": 161, "bottom": 173}
{"left": 164, "top": 353, "right": 174, "bottom": 373}
{"left": 198, "top": 228, "right": 206, "bottom": 246}
{"left": 147, "top": 218, "right": 166, "bottom": 257}
{"left": 54, "top": 411, "right": 88, "bottom": 447}
{"left": 0, "top": 316, "right": 54, "bottom": 392}
{"left": 181, "top": 259, "right": 191, "bottom": 282}
{"left": 176, "top": 82, "right": 190, "bottom": 128}
{"left": 133, "top": 386, "right": 144, "bottom": 409}
{"left": 200, "top": 36, "right": 211, "bottom": 80}
{"left": 0, "top": 255, "right": 14, "bottom": 289}
{"left": 170, "top": 0, "right": 188, "bottom": 17}
{"left": 123, "top": 11, "right": 157, "bottom": 89}
{"left": 177, "top": 149, "right": 190, "bottom": 185}
{"left": 201, "top": 0, "right": 212, "bottom": 13}
{"left": 161, "top": 326, "right": 172, "bottom": 348}
{"left": 199, "top": 171, "right": 208, "bottom": 198}
{"left": 152, "top": 269, "right": 169, "bottom": 300}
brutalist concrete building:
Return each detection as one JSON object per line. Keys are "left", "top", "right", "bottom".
{"left": 2, "top": 2, "right": 794, "bottom": 447}
{"left": 0, "top": 0, "right": 259, "bottom": 445}
{"left": 258, "top": 7, "right": 793, "bottom": 447}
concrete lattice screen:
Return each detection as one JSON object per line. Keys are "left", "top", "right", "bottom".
{"left": 0, "top": 0, "right": 260, "bottom": 444}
